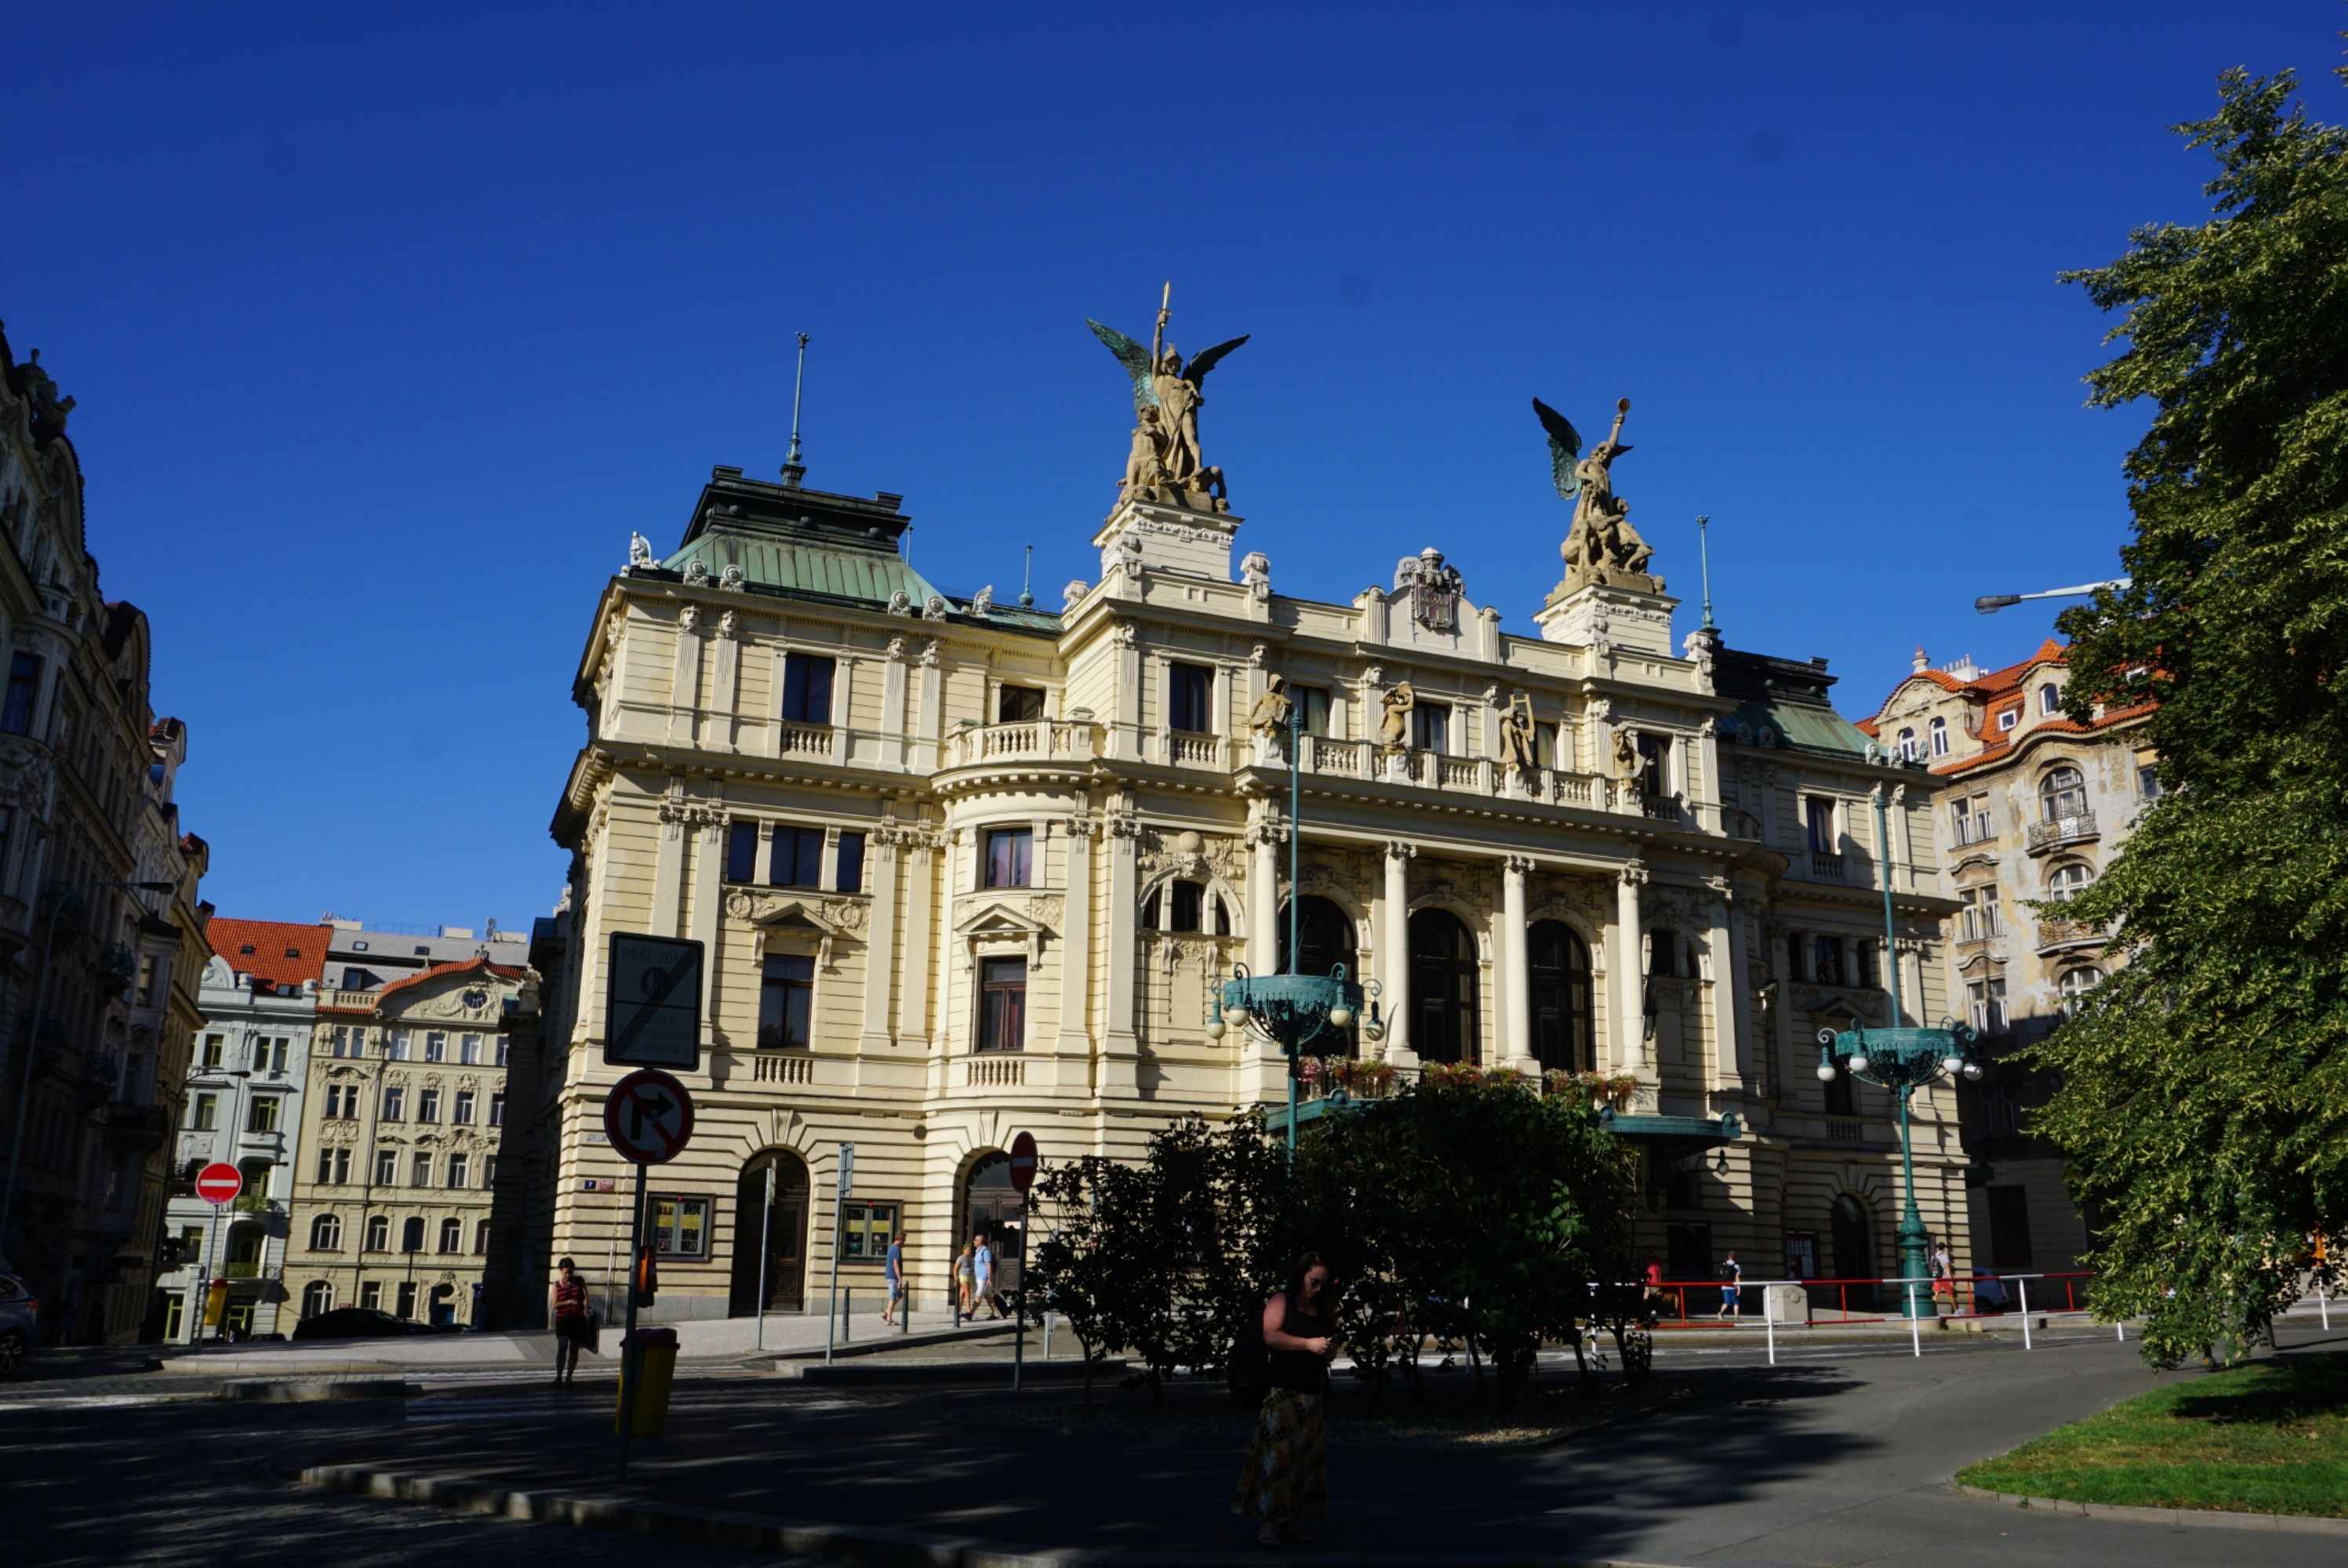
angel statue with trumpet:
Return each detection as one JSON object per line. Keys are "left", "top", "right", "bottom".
{"left": 1089, "top": 284, "right": 1249, "bottom": 512}
{"left": 1533, "top": 395, "right": 1659, "bottom": 588}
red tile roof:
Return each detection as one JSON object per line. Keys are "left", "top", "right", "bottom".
{"left": 1874, "top": 640, "right": 2155, "bottom": 778}
{"left": 209, "top": 918, "right": 333, "bottom": 993}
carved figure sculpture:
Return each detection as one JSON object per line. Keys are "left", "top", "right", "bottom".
{"left": 1088, "top": 284, "right": 1249, "bottom": 511}
{"left": 970, "top": 585, "right": 994, "bottom": 618}
{"left": 1534, "top": 397, "right": 1657, "bottom": 586}
{"left": 684, "top": 559, "right": 710, "bottom": 587}
{"left": 1063, "top": 579, "right": 1089, "bottom": 610}
{"left": 1239, "top": 551, "right": 1271, "bottom": 593}
{"left": 719, "top": 563, "right": 745, "bottom": 590}
{"left": 1376, "top": 681, "right": 1416, "bottom": 750}
{"left": 1613, "top": 724, "right": 1643, "bottom": 779}
{"left": 17, "top": 350, "right": 75, "bottom": 441}
{"left": 1500, "top": 691, "right": 1540, "bottom": 772}
{"left": 1247, "top": 673, "right": 1293, "bottom": 738}
{"left": 886, "top": 589, "right": 914, "bottom": 616}
{"left": 628, "top": 532, "right": 654, "bottom": 568}
{"left": 921, "top": 594, "right": 949, "bottom": 622}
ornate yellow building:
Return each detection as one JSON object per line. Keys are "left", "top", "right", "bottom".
{"left": 527, "top": 381, "right": 1970, "bottom": 1322}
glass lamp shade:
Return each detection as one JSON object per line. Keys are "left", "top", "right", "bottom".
{"left": 1815, "top": 1062, "right": 1838, "bottom": 1083}
{"left": 1363, "top": 1019, "right": 1386, "bottom": 1043}
{"left": 1962, "top": 1061, "right": 1984, "bottom": 1080}
{"left": 1846, "top": 1054, "right": 1872, "bottom": 1076}
{"left": 1328, "top": 1005, "right": 1354, "bottom": 1028}
{"left": 1206, "top": 1018, "right": 1225, "bottom": 1040}
{"left": 1226, "top": 1006, "right": 1249, "bottom": 1028}
{"left": 1941, "top": 1053, "right": 1967, "bottom": 1076}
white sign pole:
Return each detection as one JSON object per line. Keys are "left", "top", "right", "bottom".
{"left": 2018, "top": 1276, "right": 2032, "bottom": 1350}
{"left": 824, "top": 1142, "right": 852, "bottom": 1366}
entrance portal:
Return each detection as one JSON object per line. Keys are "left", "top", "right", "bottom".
{"left": 1830, "top": 1193, "right": 1877, "bottom": 1311}
{"left": 730, "top": 1150, "right": 811, "bottom": 1315}
{"left": 961, "top": 1152, "right": 1024, "bottom": 1301}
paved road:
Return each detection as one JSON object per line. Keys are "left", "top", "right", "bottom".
{"left": 3, "top": 1323, "right": 2339, "bottom": 1566}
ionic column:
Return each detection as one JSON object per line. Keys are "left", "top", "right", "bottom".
{"left": 1615, "top": 861, "right": 1649, "bottom": 1076}
{"left": 1247, "top": 817, "right": 1280, "bottom": 975}
{"left": 1501, "top": 856, "right": 1534, "bottom": 1073}
{"left": 1380, "top": 843, "right": 1415, "bottom": 1063}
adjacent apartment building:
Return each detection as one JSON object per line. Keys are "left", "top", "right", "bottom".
{"left": 282, "top": 934, "right": 537, "bottom": 1327}
{"left": 0, "top": 327, "right": 213, "bottom": 1344}
{"left": 520, "top": 360, "right": 1970, "bottom": 1324}
{"left": 1865, "top": 640, "right": 2157, "bottom": 1277}
{"left": 156, "top": 919, "right": 329, "bottom": 1341}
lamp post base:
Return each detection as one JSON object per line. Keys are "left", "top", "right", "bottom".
{"left": 1899, "top": 1211, "right": 1939, "bottom": 1320}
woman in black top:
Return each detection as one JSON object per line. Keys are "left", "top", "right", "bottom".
{"left": 1232, "top": 1252, "right": 1338, "bottom": 1547}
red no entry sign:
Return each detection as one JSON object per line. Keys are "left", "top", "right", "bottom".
{"left": 1008, "top": 1131, "right": 1039, "bottom": 1194}
{"left": 605, "top": 1069, "right": 695, "bottom": 1164}
{"left": 195, "top": 1162, "right": 242, "bottom": 1205}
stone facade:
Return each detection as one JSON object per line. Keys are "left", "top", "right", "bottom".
{"left": 522, "top": 441, "right": 1972, "bottom": 1323}
{"left": 1865, "top": 641, "right": 2158, "bottom": 1279}
{"left": 0, "top": 327, "right": 212, "bottom": 1344}
{"left": 281, "top": 954, "right": 537, "bottom": 1326}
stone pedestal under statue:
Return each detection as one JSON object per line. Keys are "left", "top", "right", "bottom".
{"left": 1092, "top": 495, "right": 1244, "bottom": 584}
{"left": 1533, "top": 569, "right": 1680, "bottom": 658}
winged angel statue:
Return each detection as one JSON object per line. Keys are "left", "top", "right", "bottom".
{"left": 1089, "top": 285, "right": 1249, "bottom": 513}
{"left": 1534, "top": 395, "right": 1657, "bottom": 586}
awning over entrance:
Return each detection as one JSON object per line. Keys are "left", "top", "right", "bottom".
{"left": 1594, "top": 1108, "right": 1744, "bottom": 1165}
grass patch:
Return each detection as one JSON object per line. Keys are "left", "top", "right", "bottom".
{"left": 1958, "top": 1351, "right": 2348, "bottom": 1518}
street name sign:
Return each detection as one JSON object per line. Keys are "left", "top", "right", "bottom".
{"left": 604, "top": 932, "right": 704, "bottom": 1068}
{"left": 195, "top": 1163, "right": 242, "bottom": 1205}
{"left": 837, "top": 1141, "right": 856, "bottom": 1198}
{"left": 605, "top": 1069, "right": 695, "bottom": 1165}
{"left": 1008, "top": 1131, "right": 1039, "bottom": 1193}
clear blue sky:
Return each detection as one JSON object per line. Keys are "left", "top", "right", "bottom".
{"left": 9, "top": 5, "right": 2338, "bottom": 930}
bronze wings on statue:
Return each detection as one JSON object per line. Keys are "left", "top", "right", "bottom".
{"left": 1532, "top": 397, "right": 1583, "bottom": 500}
{"left": 1086, "top": 319, "right": 1251, "bottom": 412}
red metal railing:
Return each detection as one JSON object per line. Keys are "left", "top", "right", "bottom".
{"left": 1637, "top": 1270, "right": 2099, "bottom": 1328}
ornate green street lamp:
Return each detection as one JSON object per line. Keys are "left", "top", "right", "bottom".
{"left": 1209, "top": 706, "right": 1381, "bottom": 1166}
{"left": 1816, "top": 789, "right": 1982, "bottom": 1319}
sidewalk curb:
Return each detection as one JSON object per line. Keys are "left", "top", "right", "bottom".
{"left": 1950, "top": 1483, "right": 2348, "bottom": 1535}
{"left": 298, "top": 1463, "right": 1681, "bottom": 1567}
{"left": 220, "top": 1378, "right": 416, "bottom": 1403}
{"left": 761, "top": 1319, "right": 1020, "bottom": 1363}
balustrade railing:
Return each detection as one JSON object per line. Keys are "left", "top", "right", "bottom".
{"left": 2027, "top": 811, "right": 2098, "bottom": 850}
{"left": 947, "top": 720, "right": 1101, "bottom": 767}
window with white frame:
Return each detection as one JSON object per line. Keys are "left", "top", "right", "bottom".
{"left": 1997, "top": 709, "right": 2019, "bottom": 732}
{"left": 2057, "top": 966, "right": 2104, "bottom": 1018}
{"left": 2046, "top": 862, "right": 2094, "bottom": 902}
{"left": 2040, "top": 765, "right": 2088, "bottom": 822}
{"left": 2039, "top": 681, "right": 2060, "bottom": 714}
{"left": 1895, "top": 728, "right": 1917, "bottom": 762}
{"left": 1929, "top": 717, "right": 1949, "bottom": 757}
{"left": 1968, "top": 976, "right": 2008, "bottom": 1033}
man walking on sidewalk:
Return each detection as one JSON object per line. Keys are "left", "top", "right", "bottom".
{"left": 882, "top": 1230, "right": 905, "bottom": 1327}
{"left": 1717, "top": 1251, "right": 1743, "bottom": 1320}
{"left": 972, "top": 1231, "right": 999, "bottom": 1320}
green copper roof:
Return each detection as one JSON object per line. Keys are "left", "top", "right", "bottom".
{"left": 662, "top": 530, "right": 943, "bottom": 608}
{"left": 1712, "top": 647, "right": 1875, "bottom": 759}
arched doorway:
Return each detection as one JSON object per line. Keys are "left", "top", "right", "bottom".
{"left": 961, "top": 1152, "right": 1024, "bottom": 1300}
{"left": 1527, "top": 920, "right": 1594, "bottom": 1073}
{"left": 1410, "top": 908, "right": 1480, "bottom": 1065}
{"left": 1831, "top": 1194, "right": 1877, "bottom": 1311}
{"left": 730, "top": 1150, "right": 811, "bottom": 1316}
{"left": 1279, "top": 896, "right": 1358, "bottom": 1056}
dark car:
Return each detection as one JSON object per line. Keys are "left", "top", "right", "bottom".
{"left": 0, "top": 1270, "right": 38, "bottom": 1375}
{"left": 1970, "top": 1271, "right": 2011, "bottom": 1312}
{"left": 290, "top": 1307, "right": 443, "bottom": 1341}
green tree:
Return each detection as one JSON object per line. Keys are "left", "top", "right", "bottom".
{"left": 2035, "top": 63, "right": 2348, "bottom": 1366}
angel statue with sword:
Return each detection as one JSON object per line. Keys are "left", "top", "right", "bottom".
{"left": 1533, "top": 395, "right": 1656, "bottom": 584}
{"left": 1089, "top": 284, "right": 1249, "bottom": 510}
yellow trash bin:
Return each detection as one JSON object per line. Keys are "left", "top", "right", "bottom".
{"left": 615, "top": 1326, "right": 678, "bottom": 1437}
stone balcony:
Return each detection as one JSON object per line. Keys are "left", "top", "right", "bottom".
{"left": 2035, "top": 916, "right": 2108, "bottom": 953}
{"left": 944, "top": 719, "right": 1102, "bottom": 769}
{"left": 2026, "top": 811, "right": 2099, "bottom": 854}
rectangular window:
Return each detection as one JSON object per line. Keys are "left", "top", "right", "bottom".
{"left": 1856, "top": 939, "right": 1879, "bottom": 989}
{"left": 411, "top": 1153, "right": 433, "bottom": 1187}
{"left": 1169, "top": 880, "right": 1205, "bottom": 932}
{"left": 997, "top": 684, "right": 1045, "bottom": 722}
{"left": 1823, "top": 1062, "right": 1856, "bottom": 1116}
{"left": 1292, "top": 685, "right": 1332, "bottom": 739}
{"left": 1805, "top": 797, "right": 1839, "bottom": 854}
{"left": 1785, "top": 932, "right": 1807, "bottom": 983}
{"left": 1168, "top": 662, "right": 1213, "bottom": 733}
{"left": 769, "top": 825, "right": 823, "bottom": 889}
{"left": 270, "top": 1037, "right": 286, "bottom": 1073}
{"left": 202, "top": 1034, "right": 225, "bottom": 1069}
{"left": 839, "top": 1198, "right": 901, "bottom": 1261}
{"left": 2139, "top": 764, "right": 2163, "bottom": 800}
{"left": 758, "top": 954, "right": 815, "bottom": 1050}
{"left": 978, "top": 956, "right": 1027, "bottom": 1053}
{"left": 1533, "top": 720, "right": 1559, "bottom": 768}
{"left": 395, "top": 1281, "right": 416, "bottom": 1319}
{"left": 1, "top": 652, "right": 42, "bottom": 735}
{"left": 332, "top": 1148, "right": 350, "bottom": 1184}
{"left": 780, "top": 653, "right": 836, "bottom": 724}
{"left": 1411, "top": 702, "right": 1451, "bottom": 754}
{"left": 245, "top": 1097, "right": 279, "bottom": 1134}
{"left": 381, "top": 1086, "right": 405, "bottom": 1121}
{"left": 474, "top": 1219, "right": 492, "bottom": 1255}
{"left": 1968, "top": 978, "right": 2008, "bottom": 1034}
{"left": 314, "top": 1147, "right": 336, "bottom": 1184}
{"left": 1783, "top": 1231, "right": 1819, "bottom": 1283}
{"left": 416, "top": 1088, "right": 440, "bottom": 1123}
{"left": 650, "top": 1195, "right": 714, "bottom": 1260}
{"left": 485, "top": 1156, "right": 497, "bottom": 1187}
{"left": 1637, "top": 734, "right": 1672, "bottom": 800}
{"left": 342, "top": 967, "right": 380, "bottom": 990}
{"left": 1812, "top": 935, "right": 1845, "bottom": 986}
{"left": 374, "top": 1149, "right": 397, "bottom": 1186}
{"left": 361, "top": 1281, "right": 383, "bottom": 1312}
{"left": 725, "top": 820, "right": 759, "bottom": 882}
{"left": 494, "top": 1037, "right": 509, "bottom": 1067}
{"left": 423, "top": 1033, "right": 445, "bottom": 1062}
{"left": 983, "top": 827, "right": 1033, "bottom": 889}
{"left": 136, "top": 953, "right": 159, "bottom": 1007}
{"left": 488, "top": 1092, "right": 505, "bottom": 1127}
{"left": 460, "top": 1034, "right": 480, "bottom": 1065}
{"left": 835, "top": 831, "right": 866, "bottom": 895}
{"left": 453, "top": 1089, "right": 475, "bottom": 1125}
{"left": 448, "top": 1154, "right": 469, "bottom": 1189}
{"left": 385, "top": 1030, "right": 408, "bottom": 1061}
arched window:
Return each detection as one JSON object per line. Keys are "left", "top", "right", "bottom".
{"left": 400, "top": 1216, "right": 425, "bottom": 1254}
{"left": 2057, "top": 966, "right": 2104, "bottom": 1018}
{"left": 1279, "top": 896, "right": 1358, "bottom": 1057}
{"left": 438, "top": 1218, "right": 462, "bottom": 1254}
{"left": 2040, "top": 766, "right": 2087, "bottom": 822}
{"left": 365, "top": 1214, "right": 390, "bottom": 1251}
{"left": 1527, "top": 920, "right": 1593, "bottom": 1073}
{"left": 309, "top": 1213, "right": 342, "bottom": 1252}
{"left": 1895, "top": 728, "right": 1917, "bottom": 762}
{"left": 2046, "top": 862, "right": 2094, "bottom": 902}
{"left": 1409, "top": 908, "right": 1480, "bottom": 1065}
{"left": 2039, "top": 681, "right": 2060, "bottom": 715}
{"left": 1928, "top": 717, "right": 1948, "bottom": 757}
{"left": 300, "top": 1280, "right": 334, "bottom": 1319}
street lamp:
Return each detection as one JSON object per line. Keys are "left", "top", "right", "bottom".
{"left": 1207, "top": 706, "right": 1382, "bottom": 1167}
{"left": 1814, "top": 792, "right": 1980, "bottom": 1319}
{"left": 1974, "top": 578, "right": 2130, "bottom": 615}
{"left": 1, "top": 877, "right": 178, "bottom": 1255}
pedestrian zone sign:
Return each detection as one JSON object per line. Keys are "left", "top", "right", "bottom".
{"left": 605, "top": 932, "right": 703, "bottom": 1068}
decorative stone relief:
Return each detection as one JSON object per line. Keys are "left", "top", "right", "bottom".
{"left": 921, "top": 594, "right": 949, "bottom": 622}
{"left": 718, "top": 610, "right": 736, "bottom": 639}
{"left": 719, "top": 564, "right": 745, "bottom": 590}
{"left": 970, "top": 586, "right": 994, "bottom": 617}
{"left": 920, "top": 638, "right": 941, "bottom": 668}
{"left": 683, "top": 560, "right": 711, "bottom": 587}
{"left": 886, "top": 590, "right": 914, "bottom": 617}
{"left": 678, "top": 604, "right": 699, "bottom": 633}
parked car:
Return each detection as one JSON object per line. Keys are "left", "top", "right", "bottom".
{"left": 290, "top": 1307, "right": 449, "bottom": 1341}
{"left": 0, "top": 1269, "right": 38, "bottom": 1374}
{"left": 1970, "top": 1271, "right": 2011, "bottom": 1312}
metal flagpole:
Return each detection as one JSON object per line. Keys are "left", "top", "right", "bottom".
{"left": 754, "top": 1163, "right": 774, "bottom": 1352}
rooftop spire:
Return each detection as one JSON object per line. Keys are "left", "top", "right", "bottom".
{"left": 781, "top": 331, "right": 809, "bottom": 487}
{"left": 1697, "top": 514, "right": 1716, "bottom": 630}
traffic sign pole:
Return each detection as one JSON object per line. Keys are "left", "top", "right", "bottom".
{"left": 602, "top": 1070, "right": 691, "bottom": 1488}
{"left": 1008, "top": 1132, "right": 1038, "bottom": 1393}
{"left": 824, "top": 1142, "right": 853, "bottom": 1366}
{"left": 193, "top": 1162, "right": 243, "bottom": 1346}
{"left": 617, "top": 1161, "right": 646, "bottom": 1484}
